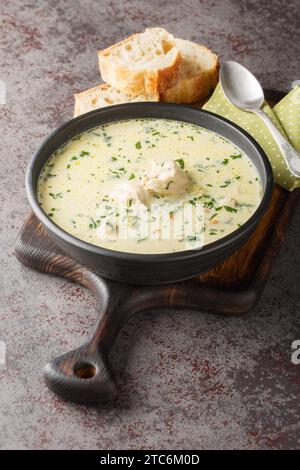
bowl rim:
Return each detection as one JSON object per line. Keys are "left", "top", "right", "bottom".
{"left": 26, "top": 102, "right": 273, "bottom": 264}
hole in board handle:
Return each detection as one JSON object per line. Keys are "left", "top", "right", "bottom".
{"left": 74, "top": 362, "right": 97, "bottom": 379}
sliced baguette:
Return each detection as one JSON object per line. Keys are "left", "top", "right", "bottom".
{"left": 74, "top": 83, "right": 159, "bottom": 117}
{"left": 160, "top": 38, "right": 219, "bottom": 104}
{"left": 98, "top": 28, "right": 181, "bottom": 96}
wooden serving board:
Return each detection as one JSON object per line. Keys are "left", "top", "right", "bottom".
{"left": 15, "top": 90, "right": 300, "bottom": 403}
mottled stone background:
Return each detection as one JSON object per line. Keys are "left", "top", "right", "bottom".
{"left": 1, "top": 0, "right": 300, "bottom": 450}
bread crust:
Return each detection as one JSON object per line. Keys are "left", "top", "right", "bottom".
{"left": 74, "top": 83, "right": 159, "bottom": 117}
{"left": 160, "top": 41, "right": 219, "bottom": 104}
{"left": 98, "top": 32, "right": 182, "bottom": 96}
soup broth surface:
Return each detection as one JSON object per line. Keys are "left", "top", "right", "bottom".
{"left": 37, "top": 118, "right": 262, "bottom": 254}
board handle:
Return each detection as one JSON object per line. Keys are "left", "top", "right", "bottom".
{"left": 43, "top": 274, "right": 132, "bottom": 403}
{"left": 43, "top": 273, "right": 179, "bottom": 403}
{"left": 43, "top": 342, "right": 117, "bottom": 402}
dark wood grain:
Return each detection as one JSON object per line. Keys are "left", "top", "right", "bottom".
{"left": 15, "top": 90, "right": 300, "bottom": 402}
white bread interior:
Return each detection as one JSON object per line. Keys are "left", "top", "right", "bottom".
{"left": 98, "top": 28, "right": 182, "bottom": 96}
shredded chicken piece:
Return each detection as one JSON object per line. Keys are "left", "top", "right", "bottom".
{"left": 110, "top": 181, "right": 150, "bottom": 207}
{"left": 96, "top": 161, "right": 192, "bottom": 241}
{"left": 143, "top": 160, "right": 190, "bottom": 196}
{"left": 217, "top": 197, "right": 237, "bottom": 207}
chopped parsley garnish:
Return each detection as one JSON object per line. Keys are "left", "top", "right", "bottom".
{"left": 215, "top": 206, "right": 237, "bottom": 213}
{"left": 222, "top": 158, "right": 229, "bottom": 165}
{"left": 48, "top": 207, "right": 58, "bottom": 218}
{"left": 220, "top": 180, "right": 231, "bottom": 188}
{"left": 109, "top": 167, "right": 127, "bottom": 178}
{"left": 129, "top": 173, "right": 135, "bottom": 180}
{"left": 89, "top": 217, "right": 99, "bottom": 229}
{"left": 166, "top": 180, "right": 174, "bottom": 190}
{"left": 176, "top": 158, "right": 185, "bottom": 169}
{"left": 186, "top": 235, "right": 198, "bottom": 242}
{"left": 135, "top": 141, "right": 142, "bottom": 150}
{"left": 49, "top": 192, "right": 63, "bottom": 199}
{"left": 201, "top": 195, "right": 216, "bottom": 209}
{"left": 231, "top": 154, "right": 242, "bottom": 159}
{"left": 189, "top": 196, "right": 202, "bottom": 206}
{"left": 102, "top": 132, "right": 112, "bottom": 146}
{"left": 224, "top": 206, "right": 237, "bottom": 213}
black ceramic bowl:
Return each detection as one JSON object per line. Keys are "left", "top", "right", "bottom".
{"left": 26, "top": 103, "right": 273, "bottom": 285}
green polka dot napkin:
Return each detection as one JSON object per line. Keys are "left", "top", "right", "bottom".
{"left": 203, "top": 83, "right": 300, "bottom": 191}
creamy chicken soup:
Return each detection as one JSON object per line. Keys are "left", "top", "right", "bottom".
{"left": 37, "top": 119, "right": 262, "bottom": 254}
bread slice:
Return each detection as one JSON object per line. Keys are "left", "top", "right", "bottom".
{"left": 98, "top": 28, "right": 181, "bottom": 96}
{"left": 74, "top": 83, "right": 159, "bottom": 117}
{"left": 160, "top": 38, "right": 219, "bottom": 104}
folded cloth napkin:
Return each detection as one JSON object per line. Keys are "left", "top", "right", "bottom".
{"left": 203, "top": 83, "right": 300, "bottom": 191}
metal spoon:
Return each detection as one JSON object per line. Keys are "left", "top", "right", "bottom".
{"left": 220, "top": 61, "right": 300, "bottom": 177}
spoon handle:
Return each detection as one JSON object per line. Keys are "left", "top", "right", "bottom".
{"left": 254, "top": 108, "right": 300, "bottom": 177}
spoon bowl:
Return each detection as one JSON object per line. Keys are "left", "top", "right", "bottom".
{"left": 220, "top": 61, "right": 264, "bottom": 111}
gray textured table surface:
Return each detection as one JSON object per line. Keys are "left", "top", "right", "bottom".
{"left": 1, "top": 0, "right": 300, "bottom": 450}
